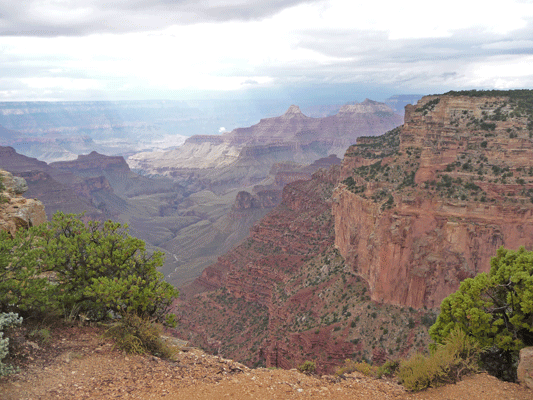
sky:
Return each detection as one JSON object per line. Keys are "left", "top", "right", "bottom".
{"left": 1, "top": 0, "right": 533, "bottom": 102}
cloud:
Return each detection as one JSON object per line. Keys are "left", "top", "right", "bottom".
{"left": 0, "top": 0, "right": 322, "bottom": 37}
{"left": 241, "top": 79, "right": 259, "bottom": 85}
{"left": 2, "top": 0, "right": 533, "bottom": 101}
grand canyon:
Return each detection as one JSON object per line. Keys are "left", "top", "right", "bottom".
{"left": 3, "top": 1, "right": 533, "bottom": 397}
{"left": 174, "top": 90, "right": 533, "bottom": 373}
{"left": 2, "top": 90, "right": 533, "bottom": 397}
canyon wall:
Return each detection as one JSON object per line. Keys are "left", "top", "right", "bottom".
{"left": 176, "top": 90, "right": 533, "bottom": 372}
{"left": 127, "top": 100, "right": 402, "bottom": 192}
{"left": 334, "top": 91, "right": 533, "bottom": 309}
{"left": 177, "top": 167, "right": 435, "bottom": 373}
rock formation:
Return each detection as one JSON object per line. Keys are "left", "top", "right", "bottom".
{"left": 334, "top": 90, "right": 533, "bottom": 309}
{"left": 128, "top": 100, "right": 403, "bottom": 192}
{"left": 518, "top": 347, "right": 533, "bottom": 389}
{"left": 176, "top": 89, "right": 533, "bottom": 373}
{"left": 0, "top": 169, "right": 46, "bottom": 235}
{"left": 0, "top": 146, "right": 108, "bottom": 219}
{"left": 176, "top": 167, "right": 436, "bottom": 373}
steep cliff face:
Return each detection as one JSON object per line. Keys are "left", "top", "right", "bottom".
{"left": 0, "top": 169, "right": 46, "bottom": 235}
{"left": 177, "top": 167, "right": 435, "bottom": 373}
{"left": 334, "top": 90, "right": 533, "bottom": 309}
{"left": 233, "top": 190, "right": 282, "bottom": 210}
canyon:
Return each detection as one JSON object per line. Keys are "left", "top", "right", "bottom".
{"left": 128, "top": 100, "right": 403, "bottom": 193}
{"left": 175, "top": 90, "right": 533, "bottom": 373}
{"left": 2, "top": 94, "right": 533, "bottom": 399}
{"left": 0, "top": 97, "right": 416, "bottom": 164}
{"left": 0, "top": 99, "right": 401, "bottom": 288}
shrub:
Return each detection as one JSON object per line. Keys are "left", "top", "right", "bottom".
{"left": 378, "top": 360, "right": 399, "bottom": 377}
{"left": 0, "top": 175, "right": 6, "bottom": 204}
{"left": 336, "top": 359, "right": 376, "bottom": 376}
{"left": 0, "top": 229, "right": 54, "bottom": 315}
{"left": 29, "top": 327, "right": 51, "bottom": 344}
{"left": 398, "top": 328, "right": 482, "bottom": 391}
{"left": 297, "top": 360, "right": 316, "bottom": 374}
{"left": 429, "top": 246, "right": 533, "bottom": 380}
{"left": 0, "top": 312, "right": 23, "bottom": 376}
{"left": 104, "top": 313, "right": 177, "bottom": 359}
{"left": 1, "top": 212, "right": 179, "bottom": 323}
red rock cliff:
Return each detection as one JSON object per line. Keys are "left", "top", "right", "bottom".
{"left": 334, "top": 91, "right": 533, "bottom": 309}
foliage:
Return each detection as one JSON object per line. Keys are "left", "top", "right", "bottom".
{"left": 1, "top": 212, "right": 179, "bottom": 324}
{"left": 415, "top": 97, "right": 440, "bottom": 114}
{"left": 429, "top": 246, "right": 533, "bottom": 381}
{"left": 0, "top": 312, "right": 23, "bottom": 376}
{"left": 0, "top": 229, "right": 54, "bottom": 315}
{"left": 104, "top": 312, "right": 177, "bottom": 359}
{"left": 398, "top": 328, "right": 482, "bottom": 391}
{"left": 297, "top": 360, "right": 316, "bottom": 374}
{"left": 29, "top": 327, "right": 51, "bottom": 344}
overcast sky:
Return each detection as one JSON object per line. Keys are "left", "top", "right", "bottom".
{"left": 1, "top": 0, "right": 533, "bottom": 102}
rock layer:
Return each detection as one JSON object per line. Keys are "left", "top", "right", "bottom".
{"left": 177, "top": 167, "right": 435, "bottom": 373}
{"left": 128, "top": 100, "right": 402, "bottom": 192}
{"left": 334, "top": 91, "right": 533, "bottom": 309}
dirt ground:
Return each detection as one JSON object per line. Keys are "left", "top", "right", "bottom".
{"left": 1, "top": 324, "right": 532, "bottom": 400}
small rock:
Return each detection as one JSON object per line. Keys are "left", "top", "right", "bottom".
{"left": 517, "top": 346, "right": 533, "bottom": 390}
{"left": 26, "top": 341, "right": 40, "bottom": 350}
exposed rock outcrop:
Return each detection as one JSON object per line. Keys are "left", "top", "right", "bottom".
{"left": 518, "top": 347, "right": 533, "bottom": 389}
{"left": 51, "top": 151, "right": 131, "bottom": 174}
{"left": 177, "top": 166, "right": 435, "bottom": 373}
{"left": 0, "top": 169, "right": 46, "bottom": 235}
{"left": 334, "top": 90, "right": 533, "bottom": 309}
{"left": 176, "top": 90, "right": 533, "bottom": 373}
{"left": 233, "top": 190, "right": 282, "bottom": 210}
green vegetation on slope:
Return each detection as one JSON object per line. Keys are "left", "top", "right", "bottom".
{"left": 0, "top": 175, "right": 6, "bottom": 204}
{"left": 337, "top": 246, "right": 533, "bottom": 390}
{"left": 429, "top": 246, "right": 533, "bottom": 382}
{"left": 0, "top": 212, "right": 178, "bottom": 323}
{"left": 444, "top": 89, "right": 533, "bottom": 134}
{"left": 0, "top": 212, "right": 180, "bottom": 373}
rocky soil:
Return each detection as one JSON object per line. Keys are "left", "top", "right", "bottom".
{"left": 1, "top": 324, "right": 531, "bottom": 400}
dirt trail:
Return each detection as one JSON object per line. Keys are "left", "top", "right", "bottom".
{"left": 1, "top": 325, "right": 531, "bottom": 400}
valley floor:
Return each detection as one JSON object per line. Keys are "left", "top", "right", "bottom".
{"left": 1, "top": 325, "right": 531, "bottom": 400}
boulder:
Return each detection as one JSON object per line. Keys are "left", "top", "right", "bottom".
{"left": 12, "top": 176, "right": 28, "bottom": 194}
{"left": 0, "top": 169, "right": 46, "bottom": 235}
{"left": 517, "top": 346, "right": 533, "bottom": 389}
